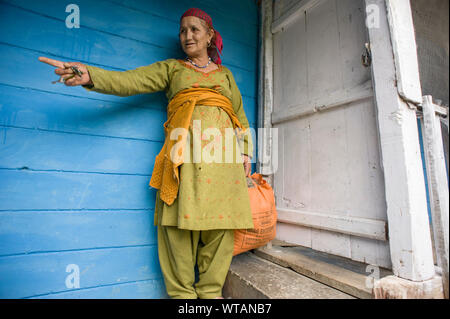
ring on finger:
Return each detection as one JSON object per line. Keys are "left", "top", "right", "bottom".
{"left": 70, "top": 66, "right": 83, "bottom": 76}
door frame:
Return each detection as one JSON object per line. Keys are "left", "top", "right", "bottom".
{"left": 258, "top": 0, "right": 436, "bottom": 282}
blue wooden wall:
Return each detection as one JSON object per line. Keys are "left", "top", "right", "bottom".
{"left": 0, "top": 0, "right": 259, "bottom": 298}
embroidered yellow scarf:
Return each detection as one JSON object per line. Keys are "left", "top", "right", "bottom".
{"left": 149, "top": 87, "right": 246, "bottom": 206}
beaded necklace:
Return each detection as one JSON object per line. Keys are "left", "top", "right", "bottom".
{"left": 186, "top": 57, "right": 212, "bottom": 69}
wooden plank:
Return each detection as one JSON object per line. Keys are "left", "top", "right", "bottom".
{"left": 276, "top": 222, "right": 312, "bottom": 248}
{"left": 31, "top": 278, "right": 167, "bottom": 299}
{"left": 277, "top": 208, "right": 388, "bottom": 241}
{"left": 258, "top": 0, "right": 276, "bottom": 177}
{"left": 305, "top": 0, "right": 342, "bottom": 103}
{"left": 24, "top": 0, "right": 259, "bottom": 47}
{"left": 275, "top": 222, "right": 393, "bottom": 269}
{"left": 0, "top": 126, "right": 161, "bottom": 174}
{"left": 311, "top": 229, "right": 352, "bottom": 259}
{"left": 336, "top": 0, "right": 372, "bottom": 91}
{"left": 0, "top": 210, "right": 157, "bottom": 256}
{"left": 0, "top": 122, "right": 257, "bottom": 175}
{"left": 272, "top": 0, "right": 321, "bottom": 34}
{"left": 110, "top": 0, "right": 258, "bottom": 28}
{"left": 434, "top": 104, "right": 448, "bottom": 117}
{"left": 385, "top": 0, "right": 423, "bottom": 104}
{"left": 421, "top": 95, "right": 449, "bottom": 298}
{"left": 350, "top": 236, "right": 392, "bottom": 270}
{"left": 365, "top": 0, "right": 435, "bottom": 281}
{"left": 111, "top": 0, "right": 258, "bottom": 48}
{"left": 0, "top": 85, "right": 166, "bottom": 141}
{"left": 0, "top": 245, "right": 162, "bottom": 298}
{"left": 271, "top": 81, "right": 373, "bottom": 125}
{"left": 0, "top": 170, "right": 156, "bottom": 211}
{"left": 0, "top": 83, "right": 256, "bottom": 138}
{"left": 183, "top": 0, "right": 258, "bottom": 27}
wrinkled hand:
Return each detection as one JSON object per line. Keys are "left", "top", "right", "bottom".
{"left": 242, "top": 154, "right": 251, "bottom": 176}
{"left": 38, "top": 56, "right": 93, "bottom": 87}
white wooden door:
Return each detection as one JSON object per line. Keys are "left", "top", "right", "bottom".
{"left": 272, "top": 0, "right": 391, "bottom": 268}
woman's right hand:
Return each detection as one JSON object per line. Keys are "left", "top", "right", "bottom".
{"left": 38, "top": 56, "right": 93, "bottom": 87}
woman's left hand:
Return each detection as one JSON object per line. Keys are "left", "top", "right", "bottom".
{"left": 242, "top": 154, "right": 251, "bottom": 176}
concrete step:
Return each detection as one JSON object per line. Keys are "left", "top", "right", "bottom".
{"left": 253, "top": 242, "right": 393, "bottom": 299}
{"left": 222, "top": 252, "right": 355, "bottom": 299}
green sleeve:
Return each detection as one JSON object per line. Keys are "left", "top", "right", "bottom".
{"left": 226, "top": 68, "right": 254, "bottom": 159}
{"left": 82, "top": 59, "right": 175, "bottom": 96}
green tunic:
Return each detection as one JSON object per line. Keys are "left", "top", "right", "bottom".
{"left": 83, "top": 59, "right": 255, "bottom": 231}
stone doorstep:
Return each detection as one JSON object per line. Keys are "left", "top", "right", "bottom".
{"left": 373, "top": 275, "right": 445, "bottom": 299}
{"left": 252, "top": 242, "right": 394, "bottom": 299}
{"left": 223, "top": 251, "right": 355, "bottom": 299}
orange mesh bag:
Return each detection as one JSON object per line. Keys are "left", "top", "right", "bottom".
{"left": 233, "top": 172, "right": 277, "bottom": 256}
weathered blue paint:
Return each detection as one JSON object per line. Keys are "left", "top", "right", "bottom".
{"left": 0, "top": 0, "right": 259, "bottom": 298}
{"left": 417, "top": 118, "right": 432, "bottom": 222}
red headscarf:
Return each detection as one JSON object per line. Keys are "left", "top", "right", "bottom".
{"left": 180, "top": 8, "right": 223, "bottom": 65}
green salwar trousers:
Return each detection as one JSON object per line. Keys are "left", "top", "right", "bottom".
{"left": 157, "top": 225, "right": 234, "bottom": 299}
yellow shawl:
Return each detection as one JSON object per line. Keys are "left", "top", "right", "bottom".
{"left": 149, "top": 87, "right": 246, "bottom": 206}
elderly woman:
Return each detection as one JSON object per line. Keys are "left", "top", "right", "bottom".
{"left": 39, "top": 8, "right": 254, "bottom": 299}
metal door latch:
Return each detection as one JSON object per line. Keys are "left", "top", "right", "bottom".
{"left": 362, "top": 43, "right": 372, "bottom": 67}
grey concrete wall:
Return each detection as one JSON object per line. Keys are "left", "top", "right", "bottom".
{"left": 411, "top": 0, "right": 449, "bottom": 106}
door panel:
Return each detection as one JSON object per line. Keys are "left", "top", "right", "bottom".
{"left": 272, "top": 0, "right": 391, "bottom": 268}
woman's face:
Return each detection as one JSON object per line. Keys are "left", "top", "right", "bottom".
{"left": 179, "top": 16, "right": 213, "bottom": 58}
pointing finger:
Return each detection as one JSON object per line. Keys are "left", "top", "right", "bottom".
{"left": 38, "top": 56, "right": 65, "bottom": 68}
